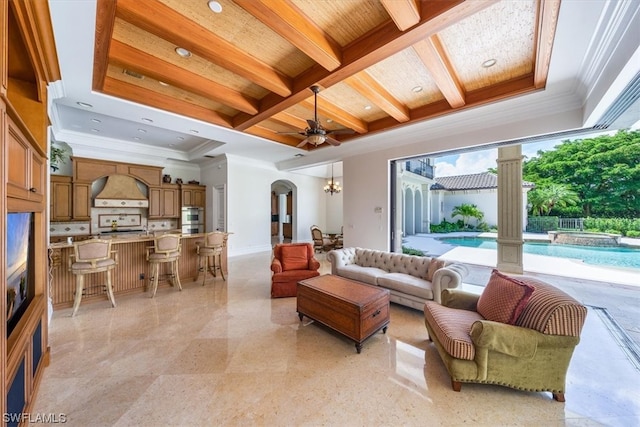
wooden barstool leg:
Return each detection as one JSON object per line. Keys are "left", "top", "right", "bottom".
{"left": 201, "top": 255, "right": 208, "bottom": 286}
{"left": 217, "top": 253, "right": 226, "bottom": 281}
{"left": 151, "top": 263, "right": 160, "bottom": 298}
{"left": 173, "top": 260, "right": 182, "bottom": 291}
{"left": 105, "top": 270, "right": 116, "bottom": 308}
{"left": 71, "top": 274, "right": 85, "bottom": 317}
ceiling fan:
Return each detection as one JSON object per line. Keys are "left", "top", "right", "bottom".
{"left": 279, "top": 85, "right": 354, "bottom": 148}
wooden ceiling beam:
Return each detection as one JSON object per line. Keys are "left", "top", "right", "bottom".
{"left": 299, "top": 99, "right": 368, "bottom": 134}
{"left": 115, "top": 0, "right": 292, "bottom": 97}
{"left": 413, "top": 36, "right": 465, "bottom": 108}
{"left": 102, "top": 77, "right": 234, "bottom": 128}
{"left": 246, "top": 125, "right": 309, "bottom": 149}
{"left": 234, "top": 0, "right": 497, "bottom": 131}
{"left": 109, "top": 40, "right": 259, "bottom": 115}
{"left": 93, "top": 0, "right": 117, "bottom": 91}
{"left": 381, "top": 0, "right": 421, "bottom": 31}
{"left": 346, "top": 72, "right": 410, "bottom": 123}
{"left": 270, "top": 111, "right": 310, "bottom": 131}
{"left": 534, "top": 0, "right": 561, "bottom": 89}
{"left": 235, "top": 0, "right": 342, "bottom": 72}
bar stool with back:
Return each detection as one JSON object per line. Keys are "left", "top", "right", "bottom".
{"left": 68, "top": 238, "right": 118, "bottom": 316}
{"left": 146, "top": 232, "right": 183, "bottom": 297}
{"left": 196, "top": 231, "right": 227, "bottom": 285}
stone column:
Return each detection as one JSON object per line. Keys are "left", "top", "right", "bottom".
{"left": 497, "top": 145, "right": 523, "bottom": 274}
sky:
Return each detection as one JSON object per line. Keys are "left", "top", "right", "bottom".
{"left": 433, "top": 140, "right": 559, "bottom": 177}
{"left": 432, "top": 123, "right": 640, "bottom": 177}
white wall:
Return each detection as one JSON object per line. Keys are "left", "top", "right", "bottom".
{"left": 204, "top": 154, "right": 330, "bottom": 257}
{"left": 443, "top": 190, "right": 498, "bottom": 228}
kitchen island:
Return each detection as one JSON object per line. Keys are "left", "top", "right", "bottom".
{"left": 48, "top": 233, "right": 227, "bottom": 309}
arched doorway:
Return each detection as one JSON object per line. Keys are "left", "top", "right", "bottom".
{"left": 271, "top": 180, "right": 297, "bottom": 244}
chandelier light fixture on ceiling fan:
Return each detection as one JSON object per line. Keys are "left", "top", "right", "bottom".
{"left": 324, "top": 163, "right": 341, "bottom": 195}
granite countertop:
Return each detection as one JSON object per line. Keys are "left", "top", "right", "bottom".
{"left": 49, "top": 232, "right": 209, "bottom": 249}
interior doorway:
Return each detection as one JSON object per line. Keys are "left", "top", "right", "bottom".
{"left": 271, "top": 180, "right": 296, "bottom": 244}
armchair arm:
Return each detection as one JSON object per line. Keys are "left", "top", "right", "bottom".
{"left": 308, "top": 257, "right": 320, "bottom": 271}
{"left": 271, "top": 258, "right": 283, "bottom": 274}
{"left": 470, "top": 320, "right": 539, "bottom": 358}
{"left": 441, "top": 289, "right": 479, "bottom": 310}
{"left": 111, "top": 250, "right": 118, "bottom": 265}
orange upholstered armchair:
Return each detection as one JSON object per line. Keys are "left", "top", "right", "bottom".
{"left": 270, "top": 243, "right": 320, "bottom": 298}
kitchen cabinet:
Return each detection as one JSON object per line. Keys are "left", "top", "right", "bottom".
{"left": 149, "top": 185, "right": 180, "bottom": 218}
{"left": 72, "top": 183, "right": 91, "bottom": 220}
{"left": 6, "top": 116, "right": 45, "bottom": 203}
{"left": 50, "top": 175, "right": 72, "bottom": 221}
{"left": 181, "top": 184, "right": 206, "bottom": 207}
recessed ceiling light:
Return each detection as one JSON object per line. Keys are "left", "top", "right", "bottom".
{"left": 142, "top": 118, "right": 153, "bottom": 123}
{"left": 190, "top": 129, "right": 199, "bottom": 134}
{"left": 134, "top": 137, "right": 141, "bottom": 141}
{"left": 90, "top": 128, "right": 100, "bottom": 132}
{"left": 364, "top": 105, "right": 372, "bottom": 110}
{"left": 159, "top": 81, "right": 169, "bottom": 86}
{"left": 482, "top": 58, "right": 497, "bottom": 68}
{"left": 412, "top": 85, "right": 423, "bottom": 93}
{"left": 169, "top": 144, "right": 175, "bottom": 147}
{"left": 208, "top": 1, "right": 222, "bottom": 13}
{"left": 175, "top": 47, "right": 192, "bottom": 58}
{"left": 326, "top": 119, "right": 333, "bottom": 123}
{"left": 91, "top": 118, "right": 101, "bottom": 123}
{"left": 77, "top": 102, "right": 93, "bottom": 108}
{"left": 177, "top": 136, "right": 185, "bottom": 141}
{"left": 137, "top": 129, "right": 147, "bottom": 133}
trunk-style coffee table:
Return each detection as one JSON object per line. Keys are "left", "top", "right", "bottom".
{"left": 297, "top": 275, "right": 390, "bottom": 353}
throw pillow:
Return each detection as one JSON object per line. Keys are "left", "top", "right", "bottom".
{"left": 427, "top": 258, "right": 446, "bottom": 281}
{"left": 281, "top": 245, "right": 308, "bottom": 271}
{"left": 476, "top": 269, "right": 535, "bottom": 324}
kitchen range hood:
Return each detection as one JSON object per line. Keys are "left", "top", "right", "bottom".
{"left": 94, "top": 174, "right": 149, "bottom": 208}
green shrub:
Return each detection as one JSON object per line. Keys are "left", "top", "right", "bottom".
{"left": 402, "top": 246, "right": 425, "bottom": 256}
{"left": 605, "top": 229, "right": 621, "bottom": 235}
{"left": 583, "top": 217, "right": 640, "bottom": 235}
{"left": 626, "top": 230, "right": 640, "bottom": 238}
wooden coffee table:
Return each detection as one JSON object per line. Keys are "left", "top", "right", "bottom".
{"left": 297, "top": 275, "right": 390, "bottom": 353}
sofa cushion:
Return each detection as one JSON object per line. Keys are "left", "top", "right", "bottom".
{"left": 424, "top": 301, "right": 484, "bottom": 360}
{"left": 477, "top": 269, "right": 535, "bottom": 325}
{"left": 335, "top": 265, "right": 386, "bottom": 285}
{"left": 377, "top": 273, "right": 433, "bottom": 300}
{"left": 280, "top": 245, "right": 309, "bottom": 271}
{"left": 427, "top": 258, "right": 446, "bottom": 281}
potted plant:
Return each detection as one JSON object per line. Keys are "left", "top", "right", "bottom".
{"left": 50, "top": 145, "right": 68, "bottom": 171}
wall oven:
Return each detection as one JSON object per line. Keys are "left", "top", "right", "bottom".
{"left": 181, "top": 224, "right": 204, "bottom": 235}
{"left": 181, "top": 207, "right": 204, "bottom": 225}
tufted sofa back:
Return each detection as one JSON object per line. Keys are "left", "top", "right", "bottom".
{"left": 354, "top": 248, "right": 432, "bottom": 278}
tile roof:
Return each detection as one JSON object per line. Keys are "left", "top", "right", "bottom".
{"left": 432, "top": 172, "right": 535, "bottom": 190}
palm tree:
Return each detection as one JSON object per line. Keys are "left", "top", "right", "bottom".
{"left": 527, "top": 184, "right": 580, "bottom": 216}
{"left": 451, "top": 203, "right": 484, "bottom": 229}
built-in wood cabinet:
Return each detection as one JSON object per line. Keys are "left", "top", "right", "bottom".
{"left": 149, "top": 185, "right": 180, "bottom": 219}
{"left": 181, "top": 184, "right": 206, "bottom": 207}
{"left": 72, "top": 183, "right": 91, "bottom": 220}
{"left": 2, "top": 0, "right": 60, "bottom": 419}
{"left": 50, "top": 175, "right": 72, "bottom": 221}
{"left": 6, "top": 116, "right": 45, "bottom": 203}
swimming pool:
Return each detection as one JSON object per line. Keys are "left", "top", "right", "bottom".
{"left": 439, "top": 237, "right": 640, "bottom": 270}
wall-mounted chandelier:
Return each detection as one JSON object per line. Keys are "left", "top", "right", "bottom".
{"left": 324, "top": 163, "right": 341, "bottom": 195}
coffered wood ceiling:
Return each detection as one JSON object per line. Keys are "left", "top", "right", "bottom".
{"left": 92, "top": 0, "right": 560, "bottom": 152}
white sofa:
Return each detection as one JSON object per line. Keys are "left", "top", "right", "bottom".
{"left": 327, "top": 247, "right": 468, "bottom": 310}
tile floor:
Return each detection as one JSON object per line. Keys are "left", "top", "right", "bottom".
{"left": 30, "top": 251, "right": 640, "bottom": 426}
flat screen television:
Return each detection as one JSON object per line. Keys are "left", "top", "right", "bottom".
{"left": 6, "top": 212, "right": 35, "bottom": 337}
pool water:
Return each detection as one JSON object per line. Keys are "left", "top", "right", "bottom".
{"left": 440, "top": 237, "right": 640, "bottom": 270}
